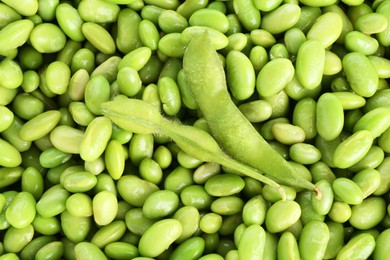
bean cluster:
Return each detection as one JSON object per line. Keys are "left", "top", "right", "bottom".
{"left": 1, "top": 0, "right": 390, "bottom": 259}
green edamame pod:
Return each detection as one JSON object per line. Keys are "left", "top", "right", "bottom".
{"left": 182, "top": 33, "right": 316, "bottom": 193}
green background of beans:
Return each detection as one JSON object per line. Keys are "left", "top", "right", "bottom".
{"left": 1, "top": 0, "right": 390, "bottom": 259}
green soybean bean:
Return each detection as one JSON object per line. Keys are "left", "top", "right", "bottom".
{"left": 128, "top": 133, "right": 154, "bottom": 166}
{"left": 80, "top": 116, "right": 112, "bottom": 162}
{"left": 292, "top": 97, "right": 317, "bottom": 140}
{"left": 262, "top": 184, "right": 296, "bottom": 202}
{"left": 250, "top": 29, "right": 276, "bottom": 48}
{"left": 118, "top": 175, "right": 159, "bottom": 207}
{"left": 36, "top": 185, "right": 70, "bottom": 218}
{"left": 210, "top": 196, "right": 244, "bottom": 215}
{"left": 74, "top": 242, "right": 107, "bottom": 260}
{"left": 138, "top": 20, "right": 160, "bottom": 51}
{"left": 0, "top": 3, "right": 21, "bottom": 29}
{"left": 373, "top": 229, "right": 390, "bottom": 259}
{"left": 0, "top": 19, "right": 34, "bottom": 54}
{"left": 18, "top": 110, "right": 60, "bottom": 142}
{"left": 66, "top": 193, "right": 92, "bottom": 217}
{"left": 379, "top": 128, "right": 390, "bottom": 153}
{"left": 265, "top": 200, "right": 301, "bottom": 233}
{"left": 369, "top": 56, "right": 390, "bottom": 79}
{"left": 296, "top": 190, "right": 325, "bottom": 225}
{"left": 138, "top": 218, "right": 182, "bottom": 258}
{"left": 81, "top": 22, "right": 116, "bottom": 55}
{"left": 176, "top": 0, "right": 208, "bottom": 18}
{"left": 199, "top": 213, "right": 222, "bottom": 234}
{"left": 49, "top": 125, "right": 84, "bottom": 154}
{"left": 21, "top": 70, "right": 40, "bottom": 92}
{"left": 125, "top": 208, "right": 156, "bottom": 237}
{"left": 289, "top": 143, "right": 321, "bottom": 165}
{"left": 238, "top": 100, "right": 272, "bottom": 123}
{"left": 117, "top": 67, "right": 142, "bottom": 97}
{"left": 277, "top": 231, "right": 300, "bottom": 260}
{"left": 299, "top": 0, "right": 337, "bottom": 6}
{"left": 332, "top": 177, "right": 364, "bottom": 205}
{"left": 324, "top": 221, "right": 344, "bottom": 259}
{"left": 67, "top": 70, "right": 89, "bottom": 100}
{"left": 375, "top": 1, "right": 390, "bottom": 47}
{"left": 293, "top": 6, "right": 322, "bottom": 33}
{"left": 189, "top": 9, "right": 229, "bottom": 33}
{"left": 0, "top": 59, "right": 23, "bottom": 89}
{"left": 5, "top": 191, "right": 36, "bottom": 229}
{"left": 177, "top": 150, "right": 203, "bottom": 169}
{"left": 55, "top": 3, "right": 84, "bottom": 42}
{"left": 323, "top": 50, "right": 342, "bottom": 75}
{"left": 20, "top": 235, "right": 57, "bottom": 260}
{"left": 3, "top": 225, "right": 34, "bottom": 253}
{"left": 181, "top": 26, "right": 229, "bottom": 50}
{"left": 0, "top": 138, "right": 21, "bottom": 167}
{"left": 353, "top": 107, "right": 390, "bottom": 138}
{"left": 116, "top": 8, "right": 142, "bottom": 53}
{"left": 12, "top": 93, "right": 44, "bottom": 120}
{"left": 284, "top": 74, "right": 322, "bottom": 101}
{"left": 226, "top": 50, "right": 255, "bottom": 100}
{"left": 333, "top": 130, "right": 373, "bottom": 169}
{"left": 336, "top": 233, "right": 375, "bottom": 259}
{"left": 256, "top": 58, "right": 294, "bottom": 98}
{"left": 158, "top": 10, "right": 188, "bottom": 33}
{"left": 349, "top": 196, "right": 386, "bottom": 230}
{"left": 310, "top": 161, "right": 336, "bottom": 184}
{"left": 349, "top": 145, "right": 385, "bottom": 172}
{"left": 193, "top": 162, "right": 220, "bottom": 184}
{"left": 270, "top": 42, "right": 289, "bottom": 59}
{"left": 311, "top": 180, "right": 334, "bottom": 215}
{"left": 271, "top": 122, "right": 305, "bottom": 145}
{"left": 32, "top": 215, "right": 61, "bottom": 236}
{"left": 77, "top": 0, "right": 119, "bottom": 23}
{"left": 172, "top": 206, "right": 199, "bottom": 243}
{"left": 307, "top": 12, "right": 343, "bottom": 48}
{"left": 62, "top": 171, "right": 97, "bottom": 193}
{"left": 170, "top": 237, "right": 205, "bottom": 260}
{"left": 316, "top": 93, "right": 344, "bottom": 141}
{"left": 296, "top": 40, "right": 325, "bottom": 89}
{"left": 345, "top": 31, "right": 379, "bottom": 55}
{"left": 204, "top": 173, "right": 245, "bottom": 197}
{"left": 253, "top": 0, "right": 282, "bottom": 11}
{"left": 29, "top": 23, "right": 66, "bottom": 53}
{"left": 342, "top": 52, "right": 379, "bottom": 97}
{"left": 180, "top": 185, "right": 213, "bottom": 210}
{"left": 90, "top": 220, "right": 126, "bottom": 248}
{"left": 157, "top": 33, "right": 187, "bottom": 58}
{"left": 142, "top": 190, "right": 179, "bottom": 219}
{"left": 105, "top": 242, "right": 138, "bottom": 259}
{"left": 284, "top": 28, "right": 306, "bottom": 56}
{"left": 103, "top": 140, "right": 124, "bottom": 180}
{"left": 152, "top": 145, "right": 172, "bottom": 170}
{"left": 261, "top": 4, "right": 301, "bottom": 34}
{"left": 21, "top": 167, "right": 43, "bottom": 200}
{"left": 351, "top": 168, "right": 381, "bottom": 198}
{"left": 35, "top": 241, "right": 64, "bottom": 260}
{"left": 45, "top": 61, "right": 71, "bottom": 95}
{"left": 68, "top": 102, "right": 94, "bottom": 126}
{"left": 355, "top": 13, "right": 388, "bottom": 34}
{"left": 249, "top": 46, "right": 268, "bottom": 72}
{"left": 364, "top": 89, "right": 390, "bottom": 112}
{"left": 299, "top": 220, "right": 330, "bottom": 260}
{"left": 332, "top": 91, "right": 366, "bottom": 110}
{"left": 238, "top": 224, "right": 266, "bottom": 260}
{"left": 233, "top": 0, "right": 261, "bottom": 31}
{"left": 157, "top": 76, "right": 181, "bottom": 116}
{"left": 93, "top": 190, "right": 118, "bottom": 226}
{"left": 39, "top": 147, "right": 71, "bottom": 168}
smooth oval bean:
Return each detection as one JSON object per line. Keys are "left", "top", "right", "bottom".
{"left": 29, "top": 23, "right": 66, "bottom": 53}
{"left": 307, "top": 12, "right": 343, "bottom": 48}
{"left": 332, "top": 177, "right": 364, "bottom": 205}
{"left": 353, "top": 107, "right": 390, "bottom": 138}
{"left": 336, "top": 233, "right": 375, "bottom": 259}
{"left": 204, "top": 173, "right": 245, "bottom": 197}
{"left": 157, "top": 76, "right": 181, "bottom": 116}
{"left": 342, "top": 52, "right": 379, "bottom": 97}
{"left": 78, "top": 0, "right": 119, "bottom": 23}
{"left": 0, "top": 19, "right": 34, "bottom": 54}
{"left": 333, "top": 130, "right": 373, "bottom": 169}
{"left": 373, "top": 229, "right": 390, "bottom": 259}
{"left": 265, "top": 200, "right": 301, "bottom": 233}
{"left": 61, "top": 210, "right": 91, "bottom": 243}
{"left": 238, "top": 224, "right": 266, "bottom": 260}
{"left": 226, "top": 50, "right": 256, "bottom": 100}
{"left": 355, "top": 13, "right": 388, "bottom": 34}
{"left": 56, "top": 3, "right": 84, "bottom": 42}
{"left": 316, "top": 93, "right": 344, "bottom": 141}
{"left": 0, "top": 138, "right": 21, "bottom": 167}
{"left": 116, "top": 8, "right": 142, "bottom": 54}
{"left": 81, "top": 22, "right": 116, "bottom": 55}
{"left": 210, "top": 196, "right": 244, "bottom": 215}
{"left": 142, "top": 190, "right": 179, "bottom": 219}
{"left": 324, "top": 221, "right": 344, "bottom": 259}
{"left": 261, "top": 4, "right": 301, "bottom": 34}
{"left": 36, "top": 185, "right": 70, "bottom": 218}
{"left": 271, "top": 122, "right": 306, "bottom": 145}
{"left": 181, "top": 26, "right": 229, "bottom": 50}
{"left": 5, "top": 191, "right": 36, "bottom": 229}
{"left": 345, "top": 31, "right": 379, "bottom": 55}
{"left": 0, "top": 59, "right": 23, "bottom": 89}
{"left": 173, "top": 205, "right": 200, "bottom": 242}
{"left": 138, "top": 219, "right": 182, "bottom": 257}
{"left": 349, "top": 196, "right": 387, "bottom": 230}
{"left": 3, "top": 225, "right": 34, "bottom": 253}
{"left": 92, "top": 191, "right": 118, "bottom": 226}
{"left": 90, "top": 220, "right": 126, "bottom": 248}
{"left": 311, "top": 180, "right": 334, "bottom": 215}
{"left": 256, "top": 58, "right": 294, "bottom": 97}
{"left": 118, "top": 175, "right": 159, "bottom": 207}
{"left": 299, "top": 220, "right": 330, "bottom": 260}
{"left": 74, "top": 242, "right": 107, "bottom": 260}
{"left": 189, "top": 8, "right": 229, "bottom": 33}
{"left": 277, "top": 231, "right": 300, "bottom": 260}
{"left": 19, "top": 110, "right": 60, "bottom": 142}
{"left": 296, "top": 40, "right": 325, "bottom": 89}
{"left": 289, "top": 143, "right": 321, "bottom": 165}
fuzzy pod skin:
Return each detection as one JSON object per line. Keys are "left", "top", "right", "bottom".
{"left": 182, "top": 32, "right": 316, "bottom": 192}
